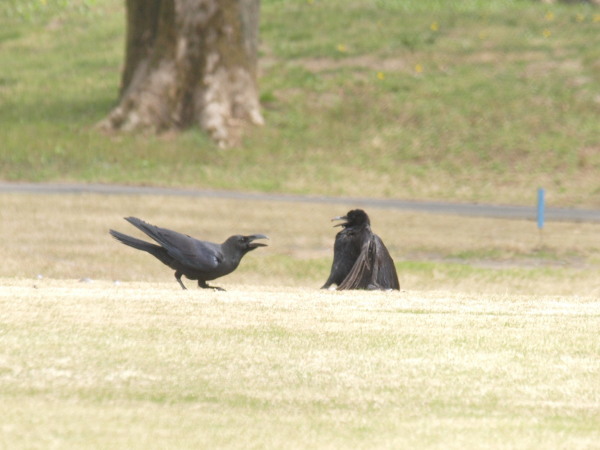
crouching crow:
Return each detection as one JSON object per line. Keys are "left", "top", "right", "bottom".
{"left": 110, "top": 217, "right": 268, "bottom": 290}
{"left": 322, "top": 209, "right": 399, "bottom": 291}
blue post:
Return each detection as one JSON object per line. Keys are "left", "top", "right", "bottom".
{"left": 537, "top": 188, "right": 545, "bottom": 230}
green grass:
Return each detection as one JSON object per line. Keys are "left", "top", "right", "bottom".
{"left": 1, "top": 0, "right": 600, "bottom": 206}
{"left": 1, "top": 280, "right": 599, "bottom": 448}
{"left": 2, "top": 4, "right": 599, "bottom": 444}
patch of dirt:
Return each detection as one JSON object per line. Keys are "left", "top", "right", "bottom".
{"left": 522, "top": 59, "right": 583, "bottom": 79}
{"left": 303, "top": 55, "right": 408, "bottom": 72}
{"left": 261, "top": 55, "right": 409, "bottom": 74}
{"left": 464, "top": 50, "right": 546, "bottom": 65}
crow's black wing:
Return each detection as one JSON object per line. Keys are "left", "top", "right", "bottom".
{"left": 124, "top": 217, "right": 222, "bottom": 271}
{"left": 337, "top": 233, "right": 399, "bottom": 290}
{"left": 337, "top": 237, "right": 375, "bottom": 290}
{"left": 321, "top": 227, "right": 363, "bottom": 288}
{"left": 372, "top": 235, "right": 400, "bottom": 290}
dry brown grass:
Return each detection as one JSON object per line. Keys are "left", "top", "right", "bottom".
{"left": 1, "top": 192, "right": 600, "bottom": 294}
{"left": 2, "top": 193, "right": 599, "bottom": 447}
{"left": 1, "top": 278, "right": 599, "bottom": 448}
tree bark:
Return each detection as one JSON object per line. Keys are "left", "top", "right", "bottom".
{"left": 100, "top": 0, "right": 263, "bottom": 148}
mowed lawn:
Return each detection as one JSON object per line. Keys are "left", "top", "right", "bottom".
{"left": 1, "top": 193, "right": 600, "bottom": 448}
{"left": 1, "top": 279, "right": 599, "bottom": 449}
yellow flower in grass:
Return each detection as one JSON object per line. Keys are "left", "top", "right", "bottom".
{"left": 543, "top": 29, "right": 552, "bottom": 38}
{"left": 430, "top": 21, "right": 439, "bottom": 31}
{"left": 545, "top": 11, "right": 555, "bottom": 21}
{"left": 594, "top": 14, "right": 600, "bottom": 23}
{"left": 377, "top": 72, "right": 385, "bottom": 81}
{"left": 336, "top": 44, "right": 347, "bottom": 53}
{"left": 414, "top": 64, "right": 424, "bottom": 74}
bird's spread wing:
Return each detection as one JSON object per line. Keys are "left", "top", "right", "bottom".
{"left": 372, "top": 235, "right": 400, "bottom": 290}
{"left": 125, "top": 217, "right": 222, "bottom": 271}
{"left": 337, "top": 238, "right": 375, "bottom": 290}
{"left": 338, "top": 234, "right": 399, "bottom": 290}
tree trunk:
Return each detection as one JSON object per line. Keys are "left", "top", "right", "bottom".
{"left": 100, "top": 0, "right": 263, "bottom": 148}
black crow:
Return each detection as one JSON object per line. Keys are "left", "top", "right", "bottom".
{"left": 109, "top": 217, "right": 268, "bottom": 290}
{"left": 321, "top": 209, "right": 400, "bottom": 291}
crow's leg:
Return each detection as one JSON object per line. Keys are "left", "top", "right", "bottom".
{"left": 198, "top": 280, "right": 226, "bottom": 291}
{"left": 175, "top": 271, "right": 187, "bottom": 290}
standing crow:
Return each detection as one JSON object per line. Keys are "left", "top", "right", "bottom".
{"left": 321, "top": 209, "right": 400, "bottom": 291}
{"left": 109, "top": 217, "right": 268, "bottom": 290}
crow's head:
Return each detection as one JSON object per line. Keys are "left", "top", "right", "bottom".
{"left": 227, "top": 234, "right": 269, "bottom": 254}
{"left": 332, "top": 209, "right": 370, "bottom": 228}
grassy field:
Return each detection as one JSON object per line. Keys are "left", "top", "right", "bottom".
{"left": 1, "top": 188, "right": 600, "bottom": 449}
{"left": 1, "top": 279, "right": 599, "bottom": 448}
{"left": 2, "top": 0, "right": 600, "bottom": 445}
{"left": 2, "top": 0, "right": 600, "bottom": 206}
{"left": 2, "top": 192, "right": 600, "bottom": 295}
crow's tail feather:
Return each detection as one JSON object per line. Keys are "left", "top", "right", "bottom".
{"left": 110, "top": 229, "right": 176, "bottom": 268}
{"left": 110, "top": 229, "right": 161, "bottom": 253}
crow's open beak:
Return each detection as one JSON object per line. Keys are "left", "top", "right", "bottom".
{"left": 331, "top": 215, "right": 348, "bottom": 227}
{"left": 247, "top": 234, "right": 269, "bottom": 248}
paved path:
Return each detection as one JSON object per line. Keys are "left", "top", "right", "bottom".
{"left": 1, "top": 181, "right": 599, "bottom": 223}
